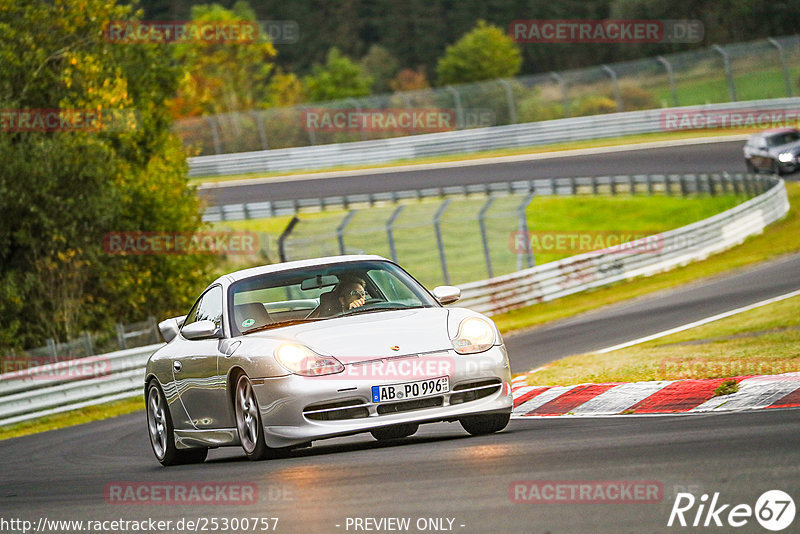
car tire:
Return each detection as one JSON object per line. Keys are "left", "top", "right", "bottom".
{"left": 370, "top": 423, "right": 419, "bottom": 441}
{"left": 459, "top": 412, "right": 510, "bottom": 436}
{"left": 745, "top": 159, "right": 756, "bottom": 173}
{"left": 770, "top": 160, "right": 783, "bottom": 176}
{"left": 146, "top": 380, "right": 208, "bottom": 466}
{"left": 234, "top": 374, "right": 273, "bottom": 461}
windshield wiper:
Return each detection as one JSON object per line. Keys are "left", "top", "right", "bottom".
{"left": 344, "top": 305, "right": 427, "bottom": 316}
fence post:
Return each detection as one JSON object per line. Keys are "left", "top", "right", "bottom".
{"left": 336, "top": 210, "right": 357, "bottom": 255}
{"left": 250, "top": 110, "right": 269, "bottom": 150}
{"left": 433, "top": 199, "right": 451, "bottom": 285}
{"left": 386, "top": 205, "right": 405, "bottom": 263}
{"left": 517, "top": 193, "right": 535, "bottom": 269}
{"left": 82, "top": 332, "right": 94, "bottom": 356}
{"left": 601, "top": 65, "right": 623, "bottom": 112}
{"left": 46, "top": 338, "right": 57, "bottom": 359}
{"left": 498, "top": 79, "right": 517, "bottom": 125}
{"left": 346, "top": 98, "right": 367, "bottom": 141}
{"left": 713, "top": 45, "right": 738, "bottom": 102}
{"left": 767, "top": 37, "right": 793, "bottom": 97}
{"left": 115, "top": 324, "right": 126, "bottom": 350}
{"left": 656, "top": 56, "right": 679, "bottom": 106}
{"left": 478, "top": 197, "right": 495, "bottom": 278}
{"left": 277, "top": 216, "right": 300, "bottom": 262}
{"left": 445, "top": 86, "right": 464, "bottom": 129}
{"left": 550, "top": 72, "right": 569, "bottom": 117}
{"left": 299, "top": 106, "right": 318, "bottom": 145}
{"left": 204, "top": 116, "right": 223, "bottom": 154}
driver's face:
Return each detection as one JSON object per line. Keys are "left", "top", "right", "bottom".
{"left": 340, "top": 283, "right": 366, "bottom": 307}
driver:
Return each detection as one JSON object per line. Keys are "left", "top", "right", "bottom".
{"left": 312, "top": 275, "right": 367, "bottom": 318}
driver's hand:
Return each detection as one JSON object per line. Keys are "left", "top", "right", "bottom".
{"left": 349, "top": 296, "right": 366, "bottom": 309}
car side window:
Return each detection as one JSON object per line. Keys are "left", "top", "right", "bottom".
{"left": 182, "top": 285, "right": 223, "bottom": 332}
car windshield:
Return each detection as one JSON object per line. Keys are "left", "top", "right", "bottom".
{"left": 765, "top": 131, "right": 800, "bottom": 147}
{"left": 228, "top": 260, "right": 438, "bottom": 335}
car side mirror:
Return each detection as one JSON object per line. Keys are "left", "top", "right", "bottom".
{"left": 158, "top": 315, "right": 187, "bottom": 343}
{"left": 433, "top": 285, "right": 461, "bottom": 305}
{"left": 181, "top": 319, "right": 221, "bottom": 340}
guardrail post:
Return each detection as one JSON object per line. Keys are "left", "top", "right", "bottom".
{"left": 346, "top": 98, "right": 367, "bottom": 141}
{"left": 732, "top": 174, "right": 742, "bottom": 195}
{"left": 656, "top": 56, "right": 679, "bottom": 106}
{"left": 82, "top": 332, "right": 94, "bottom": 356}
{"left": 386, "top": 205, "right": 405, "bottom": 263}
{"left": 277, "top": 216, "right": 300, "bottom": 262}
{"left": 517, "top": 193, "right": 535, "bottom": 269}
{"left": 478, "top": 197, "right": 495, "bottom": 278}
{"left": 707, "top": 174, "right": 717, "bottom": 196}
{"left": 591, "top": 176, "right": 599, "bottom": 196}
{"left": 768, "top": 38, "right": 793, "bottom": 97}
{"left": 433, "top": 199, "right": 452, "bottom": 284}
{"left": 570, "top": 177, "right": 577, "bottom": 195}
{"left": 550, "top": 72, "right": 569, "bottom": 117}
{"left": 629, "top": 175, "right": 637, "bottom": 195}
{"left": 498, "top": 79, "right": 517, "bottom": 124}
{"left": 647, "top": 174, "right": 654, "bottom": 195}
{"left": 115, "top": 324, "right": 126, "bottom": 350}
{"left": 713, "top": 45, "right": 738, "bottom": 102}
{"left": 445, "top": 86, "right": 464, "bottom": 129}
{"left": 610, "top": 176, "right": 618, "bottom": 196}
{"left": 680, "top": 175, "right": 688, "bottom": 197}
{"left": 602, "top": 65, "right": 623, "bottom": 112}
{"left": 204, "top": 116, "right": 223, "bottom": 154}
{"left": 336, "top": 210, "right": 357, "bottom": 255}
{"left": 250, "top": 110, "right": 269, "bottom": 150}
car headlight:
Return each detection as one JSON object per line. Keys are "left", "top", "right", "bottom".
{"left": 451, "top": 317, "right": 496, "bottom": 354}
{"left": 274, "top": 344, "right": 344, "bottom": 376}
{"left": 778, "top": 152, "right": 794, "bottom": 163}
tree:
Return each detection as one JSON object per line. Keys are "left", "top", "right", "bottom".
{"left": 170, "top": 1, "right": 277, "bottom": 117}
{"left": 390, "top": 68, "right": 430, "bottom": 92}
{"left": 436, "top": 20, "right": 522, "bottom": 86}
{"left": 360, "top": 45, "right": 400, "bottom": 94}
{"left": 303, "top": 47, "right": 373, "bottom": 102}
{"left": 0, "top": 0, "right": 213, "bottom": 351}
{"left": 265, "top": 70, "right": 306, "bottom": 107}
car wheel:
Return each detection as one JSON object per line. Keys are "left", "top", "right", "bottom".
{"left": 234, "top": 374, "right": 273, "bottom": 461}
{"left": 146, "top": 380, "right": 208, "bottom": 466}
{"left": 770, "top": 160, "right": 783, "bottom": 176}
{"left": 370, "top": 423, "right": 419, "bottom": 441}
{"left": 459, "top": 412, "right": 510, "bottom": 436}
{"left": 745, "top": 159, "right": 756, "bottom": 173}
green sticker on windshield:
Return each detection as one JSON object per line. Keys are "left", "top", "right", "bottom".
{"left": 242, "top": 318, "right": 255, "bottom": 328}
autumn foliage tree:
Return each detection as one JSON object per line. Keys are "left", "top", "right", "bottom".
{"left": 0, "top": 0, "right": 213, "bottom": 351}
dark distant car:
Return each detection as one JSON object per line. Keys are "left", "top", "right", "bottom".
{"left": 743, "top": 128, "right": 800, "bottom": 175}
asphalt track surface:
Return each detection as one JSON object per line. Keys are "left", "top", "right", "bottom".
{"left": 200, "top": 139, "right": 747, "bottom": 206}
{"left": 2, "top": 140, "right": 799, "bottom": 533}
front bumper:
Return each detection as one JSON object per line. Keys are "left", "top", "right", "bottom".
{"left": 251, "top": 345, "right": 513, "bottom": 447}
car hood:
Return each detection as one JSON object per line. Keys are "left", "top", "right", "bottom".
{"left": 253, "top": 307, "right": 453, "bottom": 360}
{"left": 769, "top": 141, "right": 800, "bottom": 155}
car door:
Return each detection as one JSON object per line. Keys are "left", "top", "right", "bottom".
{"left": 171, "top": 285, "right": 229, "bottom": 429}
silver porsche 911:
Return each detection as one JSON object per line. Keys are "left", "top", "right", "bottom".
{"left": 145, "top": 255, "right": 513, "bottom": 465}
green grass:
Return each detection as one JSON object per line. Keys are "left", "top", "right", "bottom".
{"left": 214, "top": 193, "right": 745, "bottom": 288}
{"left": 0, "top": 395, "right": 144, "bottom": 441}
{"left": 495, "top": 182, "right": 800, "bottom": 335}
{"left": 522, "top": 293, "right": 800, "bottom": 386}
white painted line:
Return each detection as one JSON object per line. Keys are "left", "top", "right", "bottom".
{"left": 198, "top": 134, "right": 749, "bottom": 189}
{"left": 570, "top": 381, "right": 674, "bottom": 415}
{"left": 512, "top": 385, "right": 575, "bottom": 416}
{"left": 594, "top": 288, "right": 800, "bottom": 354}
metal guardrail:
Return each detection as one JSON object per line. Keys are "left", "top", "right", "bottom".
{"left": 189, "top": 97, "right": 800, "bottom": 177}
{"left": 0, "top": 174, "right": 788, "bottom": 426}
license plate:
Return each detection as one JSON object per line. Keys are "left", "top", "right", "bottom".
{"left": 371, "top": 376, "right": 450, "bottom": 403}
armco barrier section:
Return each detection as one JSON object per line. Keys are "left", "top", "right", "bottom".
{"left": 188, "top": 98, "right": 800, "bottom": 177}
{"left": 0, "top": 175, "right": 788, "bottom": 426}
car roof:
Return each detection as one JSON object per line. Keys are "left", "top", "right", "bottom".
{"left": 759, "top": 127, "right": 799, "bottom": 136}
{"left": 212, "top": 254, "right": 390, "bottom": 286}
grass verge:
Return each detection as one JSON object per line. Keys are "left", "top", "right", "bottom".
{"left": 522, "top": 293, "right": 800, "bottom": 386}
{"left": 496, "top": 181, "right": 800, "bottom": 334}
{"left": 0, "top": 395, "right": 143, "bottom": 441}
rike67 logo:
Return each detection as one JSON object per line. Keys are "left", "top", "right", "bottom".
{"left": 668, "top": 490, "right": 795, "bottom": 531}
